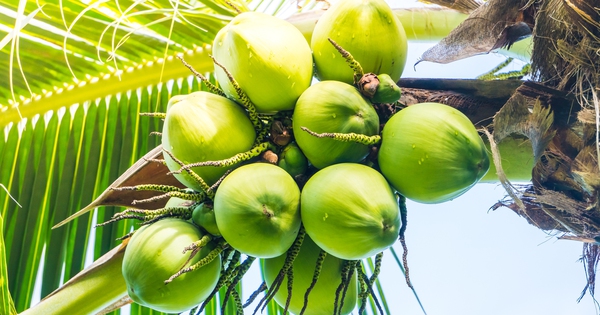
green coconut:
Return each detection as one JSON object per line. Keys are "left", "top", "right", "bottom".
{"left": 292, "top": 81, "right": 379, "bottom": 169}
{"left": 192, "top": 203, "right": 220, "bottom": 236}
{"left": 277, "top": 142, "right": 308, "bottom": 178}
{"left": 212, "top": 11, "right": 313, "bottom": 113}
{"left": 122, "top": 218, "right": 221, "bottom": 313}
{"left": 261, "top": 235, "right": 357, "bottom": 315}
{"left": 161, "top": 91, "right": 256, "bottom": 190}
{"left": 214, "top": 163, "right": 301, "bottom": 258}
{"left": 301, "top": 163, "right": 400, "bottom": 260}
{"left": 378, "top": 102, "right": 490, "bottom": 203}
{"left": 372, "top": 73, "right": 402, "bottom": 104}
{"left": 311, "top": 0, "right": 408, "bottom": 84}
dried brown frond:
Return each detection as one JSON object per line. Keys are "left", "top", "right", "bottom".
{"left": 532, "top": 0, "right": 600, "bottom": 97}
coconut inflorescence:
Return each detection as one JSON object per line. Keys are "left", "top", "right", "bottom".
{"left": 109, "top": 1, "right": 492, "bottom": 314}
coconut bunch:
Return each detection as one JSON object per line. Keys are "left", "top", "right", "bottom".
{"left": 110, "top": 1, "right": 491, "bottom": 314}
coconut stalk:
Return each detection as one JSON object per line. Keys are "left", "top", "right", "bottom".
{"left": 20, "top": 240, "right": 128, "bottom": 315}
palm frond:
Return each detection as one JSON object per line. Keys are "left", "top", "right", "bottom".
{"left": 0, "top": 0, "right": 244, "bottom": 113}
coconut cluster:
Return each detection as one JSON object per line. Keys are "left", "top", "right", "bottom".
{"left": 118, "top": 1, "right": 490, "bottom": 314}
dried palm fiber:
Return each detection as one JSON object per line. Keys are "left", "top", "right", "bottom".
{"left": 531, "top": 0, "right": 600, "bottom": 91}
{"left": 514, "top": 0, "right": 600, "bottom": 237}
{"left": 491, "top": 0, "right": 600, "bottom": 299}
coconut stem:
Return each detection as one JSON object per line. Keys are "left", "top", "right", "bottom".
{"left": 173, "top": 142, "right": 270, "bottom": 171}
{"left": 177, "top": 55, "right": 227, "bottom": 97}
{"left": 357, "top": 266, "right": 369, "bottom": 315}
{"left": 356, "top": 264, "right": 384, "bottom": 315}
{"left": 222, "top": 255, "right": 256, "bottom": 313}
{"left": 95, "top": 214, "right": 145, "bottom": 227}
{"left": 398, "top": 194, "right": 413, "bottom": 290}
{"left": 211, "top": 55, "right": 266, "bottom": 142}
{"left": 220, "top": 243, "right": 238, "bottom": 268}
{"left": 116, "top": 231, "right": 134, "bottom": 241}
{"left": 121, "top": 206, "right": 193, "bottom": 217}
{"left": 209, "top": 169, "right": 232, "bottom": 192}
{"left": 368, "top": 253, "right": 386, "bottom": 315}
{"left": 148, "top": 131, "right": 162, "bottom": 137}
{"left": 300, "top": 126, "right": 381, "bottom": 145}
{"left": 197, "top": 250, "right": 241, "bottom": 315}
{"left": 139, "top": 112, "right": 167, "bottom": 119}
{"left": 165, "top": 239, "right": 227, "bottom": 284}
{"left": 255, "top": 226, "right": 306, "bottom": 313}
{"left": 244, "top": 281, "right": 267, "bottom": 308}
{"left": 369, "top": 252, "right": 383, "bottom": 289}
{"left": 224, "top": 250, "right": 242, "bottom": 274}
{"left": 299, "top": 248, "right": 327, "bottom": 315}
{"left": 333, "top": 260, "right": 357, "bottom": 315}
{"left": 328, "top": 38, "right": 364, "bottom": 84}
{"left": 112, "top": 184, "right": 189, "bottom": 194}
{"left": 476, "top": 57, "right": 514, "bottom": 80}
{"left": 231, "top": 289, "right": 244, "bottom": 315}
{"left": 340, "top": 260, "right": 357, "bottom": 315}
{"left": 98, "top": 205, "right": 195, "bottom": 227}
{"left": 162, "top": 149, "right": 215, "bottom": 198}
{"left": 183, "top": 234, "right": 213, "bottom": 253}
{"left": 131, "top": 190, "right": 206, "bottom": 206}
{"left": 283, "top": 267, "right": 294, "bottom": 314}
{"left": 477, "top": 57, "right": 531, "bottom": 81}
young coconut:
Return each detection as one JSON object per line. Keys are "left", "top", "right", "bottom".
{"left": 277, "top": 142, "right": 308, "bottom": 178}
{"left": 378, "top": 102, "right": 490, "bottom": 203}
{"left": 214, "top": 162, "right": 302, "bottom": 258}
{"left": 311, "top": 0, "right": 408, "bottom": 84}
{"left": 301, "top": 163, "right": 400, "bottom": 260}
{"left": 212, "top": 11, "right": 313, "bottom": 113}
{"left": 261, "top": 235, "right": 357, "bottom": 315}
{"left": 292, "top": 81, "right": 379, "bottom": 169}
{"left": 161, "top": 91, "right": 256, "bottom": 191}
{"left": 369, "top": 73, "right": 402, "bottom": 104}
{"left": 192, "top": 203, "right": 220, "bottom": 236}
{"left": 122, "top": 218, "right": 221, "bottom": 313}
